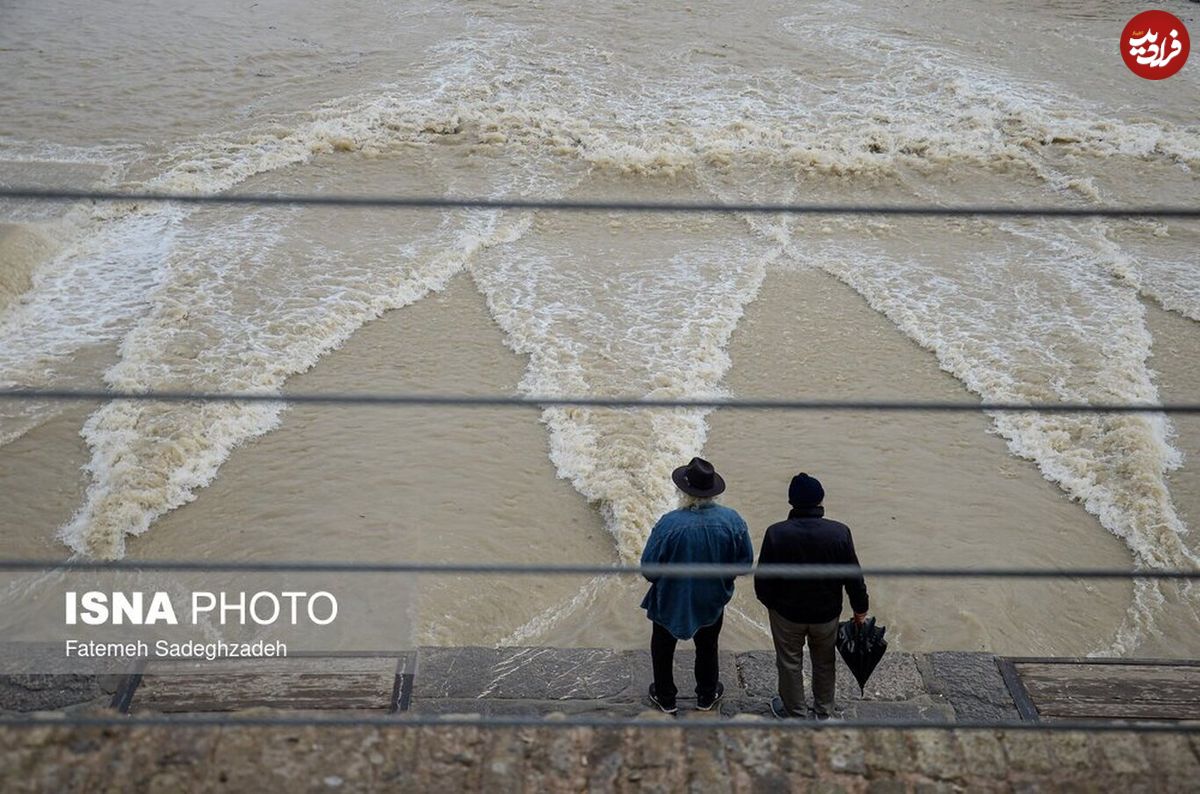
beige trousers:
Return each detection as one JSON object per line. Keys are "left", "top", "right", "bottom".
{"left": 768, "top": 609, "right": 839, "bottom": 718}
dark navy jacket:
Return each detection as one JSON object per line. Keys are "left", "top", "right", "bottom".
{"left": 754, "top": 506, "right": 869, "bottom": 624}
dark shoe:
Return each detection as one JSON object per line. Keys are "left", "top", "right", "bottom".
{"left": 648, "top": 684, "right": 677, "bottom": 714}
{"left": 696, "top": 682, "right": 724, "bottom": 711}
{"left": 770, "top": 696, "right": 789, "bottom": 719}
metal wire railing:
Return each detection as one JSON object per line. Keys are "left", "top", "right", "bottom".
{"left": 0, "top": 712, "right": 1195, "bottom": 733}
{"left": 3, "top": 186, "right": 1199, "bottom": 218}
{"left": 1, "top": 559, "right": 1197, "bottom": 579}
{"left": 2, "top": 387, "right": 1200, "bottom": 414}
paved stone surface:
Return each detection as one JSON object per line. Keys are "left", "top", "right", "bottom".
{"left": 0, "top": 675, "right": 111, "bottom": 713}
{"left": 134, "top": 658, "right": 399, "bottom": 713}
{"left": 737, "top": 650, "right": 927, "bottom": 702}
{"left": 1, "top": 723, "right": 1196, "bottom": 791}
{"left": 409, "top": 698, "right": 650, "bottom": 717}
{"left": 623, "top": 648, "right": 742, "bottom": 704}
{"left": 920, "top": 652, "right": 1019, "bottom": 722}
{"left": 416, "top": 647, "right": 640, "bottom": 700}
{"left": 271, "top": 646, "right": 966, "bottom": 726}
{"left": 413, "top": 647, "right": 740, "bottom": 706}
{"left": 843, "top": 700, "right": 957, "bottom": 723}
{"left": 727, "top": 696, "right": 957, "bottom": 726}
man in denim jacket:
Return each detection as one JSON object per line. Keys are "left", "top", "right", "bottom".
{"left": 640, "top": 457, "right": 754, "bottom": 714}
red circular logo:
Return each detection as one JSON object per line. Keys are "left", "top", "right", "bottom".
{"left": 1122, "top": 10, "right": 1190, "bottom": 80}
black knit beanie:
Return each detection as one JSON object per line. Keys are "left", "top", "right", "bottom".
{"left": 788, "top": 472, "right": 824, "bottom": 507}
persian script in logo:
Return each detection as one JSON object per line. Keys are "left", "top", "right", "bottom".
{"left": 1122, "top": 10, "right": 1190, "bottom": 80}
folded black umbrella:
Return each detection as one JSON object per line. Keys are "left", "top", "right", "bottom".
{"left": 836, "top": 617, "right": 888, "bottom": 694}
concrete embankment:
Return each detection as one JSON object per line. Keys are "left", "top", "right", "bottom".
{"left": 2, "top": 648, "right": 1198, "bottom": 790}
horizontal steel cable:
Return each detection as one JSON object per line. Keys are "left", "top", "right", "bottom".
{"left": 2, "top": 187, "right": 1200, "bottom": 217}
{"left": 0, "top": 559, "right": 1196, "bottom": 579}
{"left": 0, "top": 712, "right": 1194, "bottom": 733}
{"left": 2, "top": 388, "right": 1199, "bottom": 413}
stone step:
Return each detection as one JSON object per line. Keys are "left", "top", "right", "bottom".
{"left": 129, "top": 656, "right": 403, "bottom": 713}
{"left": 104, "top": 647, "right": 954, "bottom": 721}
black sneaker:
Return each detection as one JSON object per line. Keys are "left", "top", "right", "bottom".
{"left": 648, "top": 684, "right": 677, "bottom": 714}
{"left": 696, "top": 682, "right": 724, "bottom": 711}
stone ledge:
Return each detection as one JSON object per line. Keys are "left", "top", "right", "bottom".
{"left": 3, "top": 648, "right": 1012, "bottom": 722}
{"left": 735, "top": 649, "right": 927, "bottom": 702}
{"left": 412, "top": 647, "right": 959, "bottom": 721}
{"left": 0, "top": 675, "right": 113, "bottom": 713}
{"left": 920, "top": 652, "right": 1020, "bottom": 722}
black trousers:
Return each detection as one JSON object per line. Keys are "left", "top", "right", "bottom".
{"left": 650, "top": 612, "right": 724, "bottom": 703}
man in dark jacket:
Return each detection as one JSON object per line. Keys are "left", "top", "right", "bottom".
{"left": 754, "top": 472, "right": 869, "bottom": 719}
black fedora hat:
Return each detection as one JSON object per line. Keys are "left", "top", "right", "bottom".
{"left": 672, "top": 457, "right": 726, "bottom": 498}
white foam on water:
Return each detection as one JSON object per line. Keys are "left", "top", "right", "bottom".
{"left": 1086, "top": 220, "right": 1200, "bottom": 324}
{"left": 0, "top": 210, "right": 184, "bottom": 447}
{"left": 471, "top": 233, "right": 783, "bottom": 561}
{"left": 777, "top": 226, "right": 1198, "bottom": 652}
{"left": 59, "top": 204, "right": 535, "bottom": 558}
{"left": 775, "top": 13, "right": 1200, "bottom": 171}
{"left": 0, "top": 212, "right": 182, "bottom": 376}
{"left": 0, "top": 222, "right": 59, "bottom": 314}
{"left": 4, "top": 27, "right": 547, "bottom": 555}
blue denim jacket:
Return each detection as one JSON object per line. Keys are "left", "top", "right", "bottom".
{"left": 639, "top": 504, "right": 754, "bottom": 639}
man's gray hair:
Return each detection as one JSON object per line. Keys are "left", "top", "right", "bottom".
{"left": 678, "top": 492, "right": 718, "bottom": 510}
